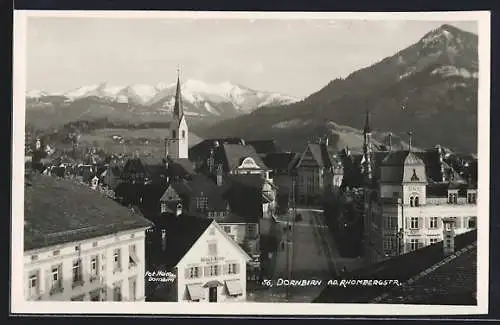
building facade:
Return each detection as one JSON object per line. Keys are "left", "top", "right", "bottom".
{"left": 362, "top": 145, "right": 477, "bottom": 265}
{"left": 146, "top": 217, "right": 251, "bottom": 302}
{"left": 24, "top": 174, "right": 153, "bottom": 302}
{"left": 295, "top": 142, "right": 334, "bottom": 204}
{"left": 24, "top": 229, "right": 148, "bottom": 302}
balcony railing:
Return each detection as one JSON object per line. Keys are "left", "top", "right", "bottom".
{"left": 71, "top": 278, "right": 85, "bottom": 289}
{"left": 49, "top": 284, "right": 64, "bottom": 296}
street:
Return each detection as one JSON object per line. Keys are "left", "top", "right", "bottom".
{"left": 247, "top": 208, "right": 365, "bottom": 302}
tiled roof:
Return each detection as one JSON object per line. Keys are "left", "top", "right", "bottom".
{"left": 246, "top": 140, "right": 280, "bottom": 155}
{"left": 223, "top": 174, "right": 264, "bottom": 223}
{"left": 381, "top": 150, "right": 425, "bottom": 166}
{"left": 148, "top": 215, "right": 213, "bottom": 269}
{"left": 168, "top": 158, "right": 195, "bottom": 177}
{"left": 188, "top": 138, "right": 243, "bottom": 162}
{"left": 219, "top": 144, "right": 268, "bottom": 172}
{"left": 314, "top": 229, "right": 477, "bottom": 304}
{"left": 161, "top": 174, "right": 228, "bottom": 212}
{"left": 24, "top": 174, "right": 153, "bottom": 251}
{"left": 374, "top": 244, "right": 477, "bottom": 304}
{"left": 263, "top": 152, "right": 300, "bottom": 172}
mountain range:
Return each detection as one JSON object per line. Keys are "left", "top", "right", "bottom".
{"left": 199, "top": 24, "right": 479, "bottom": 154}
{"left": 26, "top": 80, "right": 300, "bottom": 130}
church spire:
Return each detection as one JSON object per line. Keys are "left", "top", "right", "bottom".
{"left": 173, "top": 66, "right": 183, "bottom": 119}
{"left": 363, "top": 107, "right": 372, "bottom": 135}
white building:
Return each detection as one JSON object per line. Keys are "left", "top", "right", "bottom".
{"left": 24, "top": 174, "right": 153, "bottom": 301}
{"left": 363, "top": 148, "right": 477, "bottom": 264}
{"left": 146, "top": 215, "right": 251, "bottom": 302}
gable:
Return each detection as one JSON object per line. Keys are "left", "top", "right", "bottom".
{"left": 177, "top": 221, "right": 251, "bottom": 268}
{"left": 160, "top": 186, "right": 181, "bottom": 202}
{"left": 237, "top": 157, "right": 262, "bottom": 170}
{"left": 297, "top": 147, "right": 320, "bottom": 168}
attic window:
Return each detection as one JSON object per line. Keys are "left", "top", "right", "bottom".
{"left": 411, "top": 169, "right": 420, "bottom": 181}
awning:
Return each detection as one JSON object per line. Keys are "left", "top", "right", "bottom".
{"left": 203, "top": 280, "right": 224, "bottom": 288}
{"left": 225, "top": 279, "right": 243, "bottom": 296}
{"left": 186, "top": 283, "right": 204, "bottom": 301}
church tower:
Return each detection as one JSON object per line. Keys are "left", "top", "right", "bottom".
{"left": 362, "top": 108, "right": 373, "bottom": 182}
{"left": 166, "top": 68, "right": 189, "bottom": 159}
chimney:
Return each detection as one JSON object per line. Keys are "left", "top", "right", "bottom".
{"left": 388, "top": 132, "right": 393, "bottom": 151}
{"left": 442, "top": 217, "right": 456, "bottom": 256}
{"left": 176, "top": 202, "right": 183, "bottom": 217}
{"left": 161, "top": 229, "right": 167, "bottom": 251}
{"left": 216, "top": 164, "right": 223, "bottom": 186}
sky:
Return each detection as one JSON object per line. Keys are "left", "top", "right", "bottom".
{"left": 26, "top": 17, "right": 478, "bottom": 98}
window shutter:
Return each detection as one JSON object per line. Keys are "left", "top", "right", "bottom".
{"left": 204, "top": 266, "right": 210, "bottom": 277}
{"left": 405, "top": 217, "right": 410, "bottom": 229}
{"left": 184, "top": 268, "right": 190, "bottom": 279}
{"left": 235, "top": 263, "right": 240, "bottom": 274}
{"left": 418, "top": 217, "right": 424, "bottom": 229}
{"left": 438, "top": 218, "right": 443, "bottom": 229}
{"left": 223, "top": 264, "right": 228, "bottom": 275}
{"left": 455, "top": 217, "right": 461, "bottom": 229}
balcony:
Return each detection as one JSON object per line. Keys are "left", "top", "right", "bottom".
{"left": 49, "top": 284, "right": 64, "bottom": 296}
{"left": 71, "top": 279, "right": 85, "bottom": 289}
{"left": 89, "top": 275, "right": 102, "bottom": 284}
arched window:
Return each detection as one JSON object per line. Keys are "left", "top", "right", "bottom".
{"left": 410, "top": 196, "right": 414, "bottom": 207}
{"left": 414, "top": 196, "right": 419, "bottom": 207}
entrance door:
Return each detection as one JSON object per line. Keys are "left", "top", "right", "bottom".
{"left": 208, "top": 287, "right": 217, "bottom": 302}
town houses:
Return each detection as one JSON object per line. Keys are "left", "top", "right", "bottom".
{"left": 337, "top": 109, "right": 478, "bottom": 265}
{"left": 24, "top": 173, "right": 153, "bottom": 301}
{"left": 24, "top": 68, "right": 479, "bottom": 304}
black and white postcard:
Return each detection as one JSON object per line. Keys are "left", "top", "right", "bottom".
{"left": 11, "top": 10, "right": 491, "bottom": 316}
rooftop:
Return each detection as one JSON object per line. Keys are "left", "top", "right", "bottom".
{"left": 314, "top": 229, "right": 477, "bottom": 304}
{"left": 24, "top": 173, "right": 153, "bottom": 251}
{"left": 148, "top": 215, "right": 213, "bottom": 269}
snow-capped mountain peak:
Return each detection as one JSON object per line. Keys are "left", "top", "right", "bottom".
{"left": 26, "top": 79, "right": 301, "bottom": 119}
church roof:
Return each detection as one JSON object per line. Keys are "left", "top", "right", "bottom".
{"left": 173, "top": 73, "right": 184, "bottom": 121}
{"left": 381, "top": 150, "right": 425, "bottom": 166}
